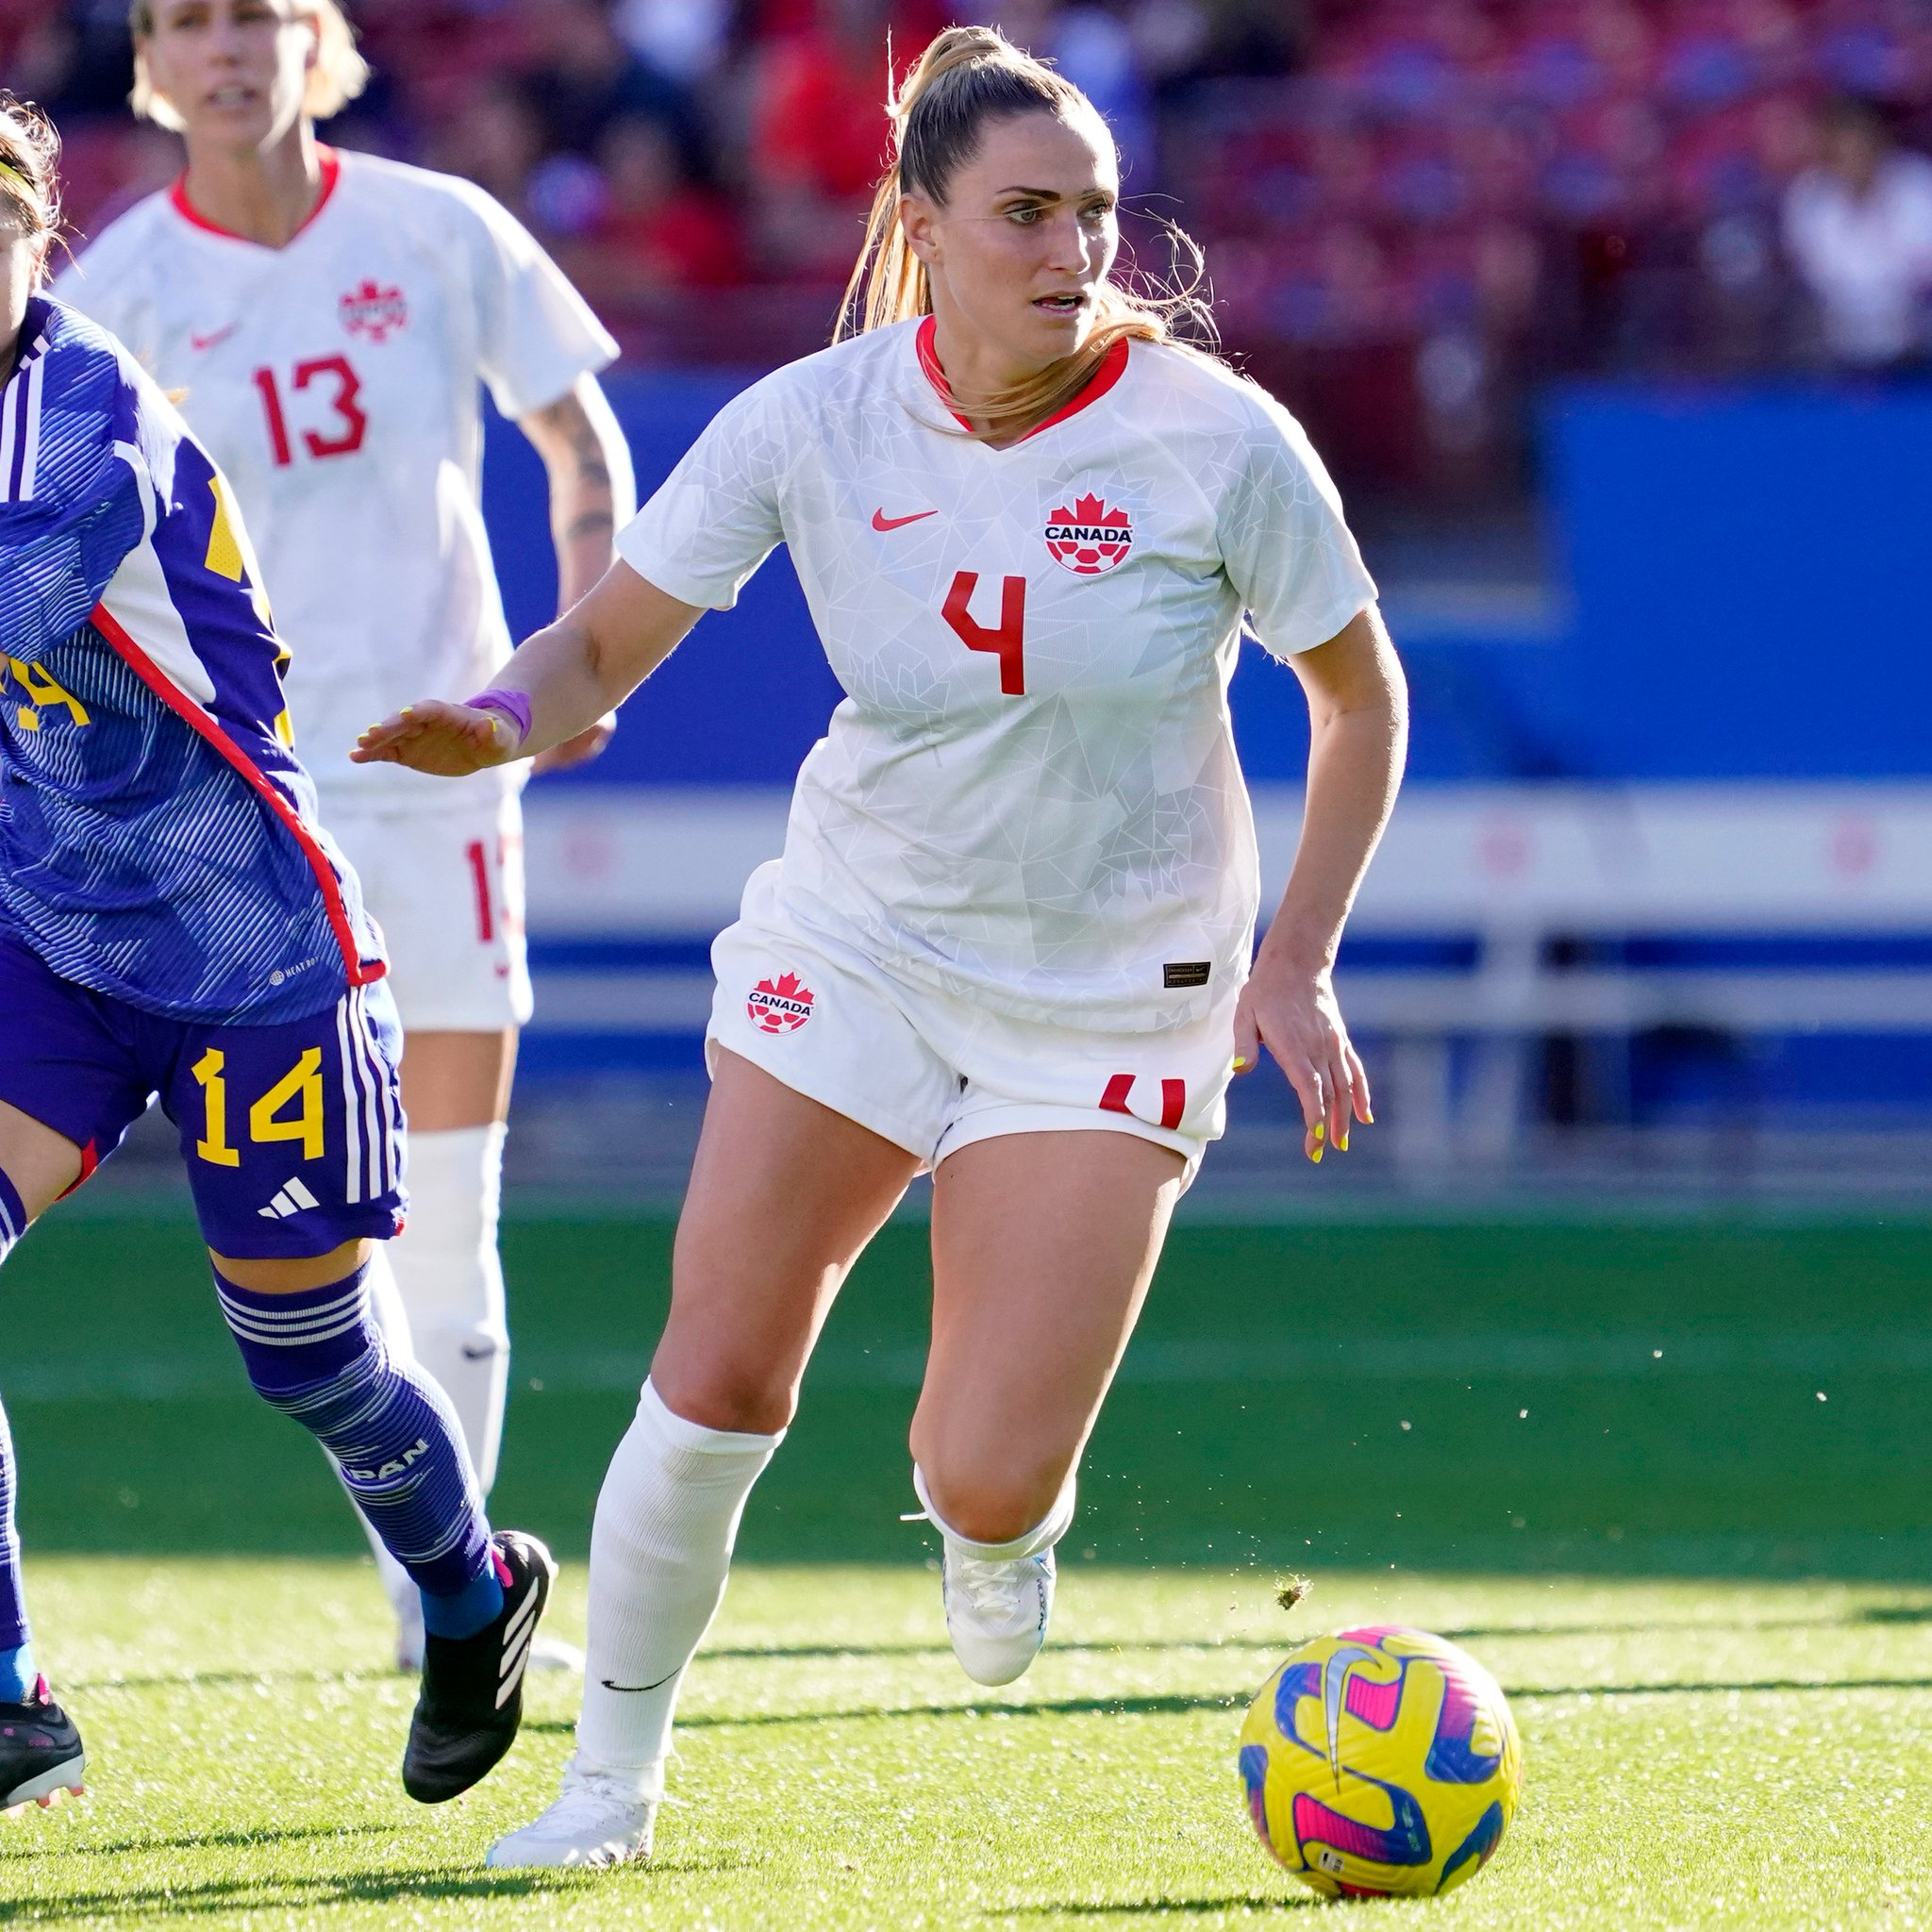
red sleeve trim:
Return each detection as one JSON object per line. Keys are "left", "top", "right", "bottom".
{"left": 88, "top": 601, "right": 385, "bottom": 991}
{"left": 169, "top": 145, "right": 341, "bottom": 245}
{"left": 914, "top": 314, "right": 1130, "bottom": 443}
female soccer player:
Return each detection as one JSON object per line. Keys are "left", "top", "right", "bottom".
{"left": 0, "top": 97, "right": 554, "bottom": 1820}
{"left": 55, "top": 0, "right": 636, "bottom": 1670}
{"left": 358, "top": 26, "right": 1407, "bottom": 1870}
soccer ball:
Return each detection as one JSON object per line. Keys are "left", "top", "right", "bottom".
{"left": 1237, "top": 1624, "right": 1523, "bottom": 1900}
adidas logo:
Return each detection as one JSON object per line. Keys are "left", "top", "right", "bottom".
{"left": 258, "top": 1175, "right": 322, "bottom": 1220}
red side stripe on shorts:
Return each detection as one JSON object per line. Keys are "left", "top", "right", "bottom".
{"left": 1099, "top": 1074, "right": 1188, "bottom": 1132}
{"left": 90, "top": 602, "right": 385, "bottom": 990}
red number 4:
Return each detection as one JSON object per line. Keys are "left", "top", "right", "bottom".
{"left": 942, "top": 571, "right": 1026, "bottom": 696}
{"left": 253, "top": 355, "right": 368, "bottom": 468}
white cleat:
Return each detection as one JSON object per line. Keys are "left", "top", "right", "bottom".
{"left": 941, "top": 1546, "right": 1056, "bottom": 1687}
{"left": 529, "top": 1632, "right": 587, "bottom": 1674}
{"left": 485, "top": 1757, "right": 657, "bottom": 1870}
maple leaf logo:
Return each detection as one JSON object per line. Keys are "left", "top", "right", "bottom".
{"left": 747, "top": 971, "right": 815, "bottom": 1034}
{"left": 1044, "top": 487, "right": 1136, "bottom": 576}
{"left": 340, "top": 279, "right": 408, "bottom": 343}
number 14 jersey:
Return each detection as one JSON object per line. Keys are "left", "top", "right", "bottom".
{"left": 616, "top": 321, "right": 1378, "bottom": 1033}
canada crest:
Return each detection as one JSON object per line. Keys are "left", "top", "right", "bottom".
{"left": 340, "top": 278, "right": 408, "bottom": 343}
{"left": 747, "top": 972, "right": 815, "bottom": 1034}
{"left": 1045, "top": 491, "right": 1134, "bottom": 575}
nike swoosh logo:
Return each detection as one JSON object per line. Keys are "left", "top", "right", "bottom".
{"left": 872, "top": 508, "right": 938, "bottom": 532}
{"left": 600, "top": 1668, "right": 682, "bottom": 1693}
{"left": 190, "top": 325, "right": 238, "bottom": 352}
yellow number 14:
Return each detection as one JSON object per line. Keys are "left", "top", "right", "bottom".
{"left": 192, "top": 1047, "right": 325, "bottom": 1167}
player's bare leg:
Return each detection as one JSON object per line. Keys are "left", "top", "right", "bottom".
{"left": 489, "top": 1051, "right": 919, "bottom": 1868}
{"left": 357, "top": 1027, "right": 535, "bottom": 1672}
{"left": 909, "top": 1131, "right": 1185, "bottom": 1684}
{"left": 0, "top": 1101, "right": 87, "bottom": 1815}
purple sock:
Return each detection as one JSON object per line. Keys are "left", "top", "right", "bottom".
{"left": 214, "top": 1262, "right": 502, "bottom": 1633}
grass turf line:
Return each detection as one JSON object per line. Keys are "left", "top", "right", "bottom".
{"left": 8, "top": 1561, "right": 1932, "bottom": 1928}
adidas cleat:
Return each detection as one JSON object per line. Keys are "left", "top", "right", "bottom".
{"left": 0, "top": 1679, "right": 85, "bottom": 1817}
{"left": 486, "top": 1755, "right": 657, "bottom": 1869}
{"left": 941, "top": 1546, "right": 1055, "bottom": 1687}
{"left": 403, "top": 1530, "right": 555, "bottom": 1804}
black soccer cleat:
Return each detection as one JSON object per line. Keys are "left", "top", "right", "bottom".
{"left": 403, "top": 1530, "right": 556, "bottom": 1805}
{"left": 0, "top": 1678, "right": 85, "bottom": 1817}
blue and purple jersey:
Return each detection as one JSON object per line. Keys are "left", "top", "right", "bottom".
{"left": 0, "top": 296, "right": 384, "bottom": 1024}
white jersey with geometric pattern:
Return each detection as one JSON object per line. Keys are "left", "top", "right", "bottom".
{"left": 53, "top": 146, "right": 618, "bottom": 810}
{"left": 618, "top": 319, "right": 1376, "bottom": 1033}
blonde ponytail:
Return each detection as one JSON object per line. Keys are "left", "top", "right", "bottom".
{"left": 839, "top": 25, "right": 1210, "bottom": 441}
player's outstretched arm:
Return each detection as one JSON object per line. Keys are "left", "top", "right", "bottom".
{"left": 1233, "top": 604, "right": 1407, "bottom": 1164}
{"left": 351, "top": 561, "right": 705, "bottom": 776}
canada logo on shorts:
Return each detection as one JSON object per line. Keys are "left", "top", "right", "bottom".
{"left": 340, "top": 278, "right": 408, "bottom": 343}
{"left": 1044, "top": 491, "right": 1134, "bottom": 575}
{"left": 747, "top": 971, "right": 815, "bottom": 1034}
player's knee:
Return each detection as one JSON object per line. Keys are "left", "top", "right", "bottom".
{"left": 649, "top": 1357, "right": 796, "bottom": 1438}
{"left": 918, "top": 1453, "right": 1067, "bottom": 1547}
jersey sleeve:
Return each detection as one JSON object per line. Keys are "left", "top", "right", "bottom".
{"left": 1218, "top": 391, "right": 1377, "bottom": 661}
{"left": 0, "top": 334, "right": 153, "bottom": 658}
{"left": 613, "top": 377, "right": 789, "bottom": 609}
{"left": 459, "top": 184, "right": 619, "bottom": 418}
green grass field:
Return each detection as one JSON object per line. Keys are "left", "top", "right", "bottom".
{"left": 6, "top": 1209, "right": 1932, "bottom": 1926}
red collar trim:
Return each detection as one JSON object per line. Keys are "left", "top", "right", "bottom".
{"left": 914, "top": 314, "right": 1131, "bottom": 444}
{"left": 170, "top": 144, "right": 341, "bottom": 245}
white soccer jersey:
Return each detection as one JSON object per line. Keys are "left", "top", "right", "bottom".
{"left": 53, "top": 146, "right": 617, "bottom": 808}
{"left": 617, "top": 320, "right": 1377, "bottom": 1032}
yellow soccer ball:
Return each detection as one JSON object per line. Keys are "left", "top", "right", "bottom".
{"left": 1238, "top": 1624, "right": 1523, "bottom": 1900}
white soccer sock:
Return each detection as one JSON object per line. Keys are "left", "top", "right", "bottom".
{"left": 912, "top": 1462, "right": 1076, "bottom": 1560}
{"left": 388, "top": 1123, "right": 510, "bottom": 1494}
{"left": 344, "top": 1244, "right": 424, "bottom": 1629}
{"left": 575, "top": 1379, "right": 783, "bottom": 1800}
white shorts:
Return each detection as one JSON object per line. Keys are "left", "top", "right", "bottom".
{"left": 323, "top": 793, "right": 533, "bottom": 1034}
{"left": 707, "top": 866, "right": 1239, "bottom": 1189}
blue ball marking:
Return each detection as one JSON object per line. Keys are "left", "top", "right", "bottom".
{"left": 1272, "top": 1659, "right": 1325, "bottom": 1756}
{"left": 1436, "top": 1799, "right": 1507, "bottom": 1891}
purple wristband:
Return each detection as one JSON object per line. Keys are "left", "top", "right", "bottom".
{"left": 466, "top": 688, "right": 533, "bottom": 749}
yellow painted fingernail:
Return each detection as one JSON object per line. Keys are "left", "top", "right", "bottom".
{"left": 1309, "top": 1142, "right": 1324, "bottom": 1164}
{"left": 1338, "top": 1130, "right": 1349, "bottom": 1152}
{"left": 1363, "top": 1108, "right": 1374, "bottom": 1124}
{"left": 1314, "top": 1123, "right": 1325, "bottom": 1141}
{"left": 1231, "top": 1055, "right": 1250, "bottom": 1072}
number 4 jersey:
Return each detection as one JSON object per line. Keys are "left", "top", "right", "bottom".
{"left": 0, "top": 294, "right": 383, "bottom": 1024}
{"left": 51, "top": 146, "right": 617, "bottom": 808}
{"left": 616, "top": 320, "right": 1379, "bottom": 1033}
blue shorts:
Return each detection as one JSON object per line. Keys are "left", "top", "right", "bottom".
{"left": 0, "top": 933, "right": 407, "bottom": 1258}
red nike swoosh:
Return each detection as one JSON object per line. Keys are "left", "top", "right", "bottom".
{"left": 190, "top": 325, "right": 238, "bottom": 352}
{"left": 872, "top": 508, "right": 938, "bottom": 532}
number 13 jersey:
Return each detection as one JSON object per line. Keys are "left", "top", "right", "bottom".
{"left": 616, "top": 320, "right": 1378, "bottom": 1033}
{"left": 51, "top": 147, "right": 618, "bottom": 809}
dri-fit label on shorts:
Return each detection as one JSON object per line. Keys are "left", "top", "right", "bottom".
{"left": 747, "top": 972, "right": 815, "bottom": 1034}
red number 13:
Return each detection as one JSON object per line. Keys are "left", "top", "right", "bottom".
{"left": 942, "top": 571, "right": 1027, "bottom": 696}
{"left": 253, "top": 355, "right": 368, "bottom": 467}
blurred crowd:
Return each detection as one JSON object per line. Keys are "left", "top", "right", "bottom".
{"left": 9, "top": 0, "right": 1932, "bottom": 499}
